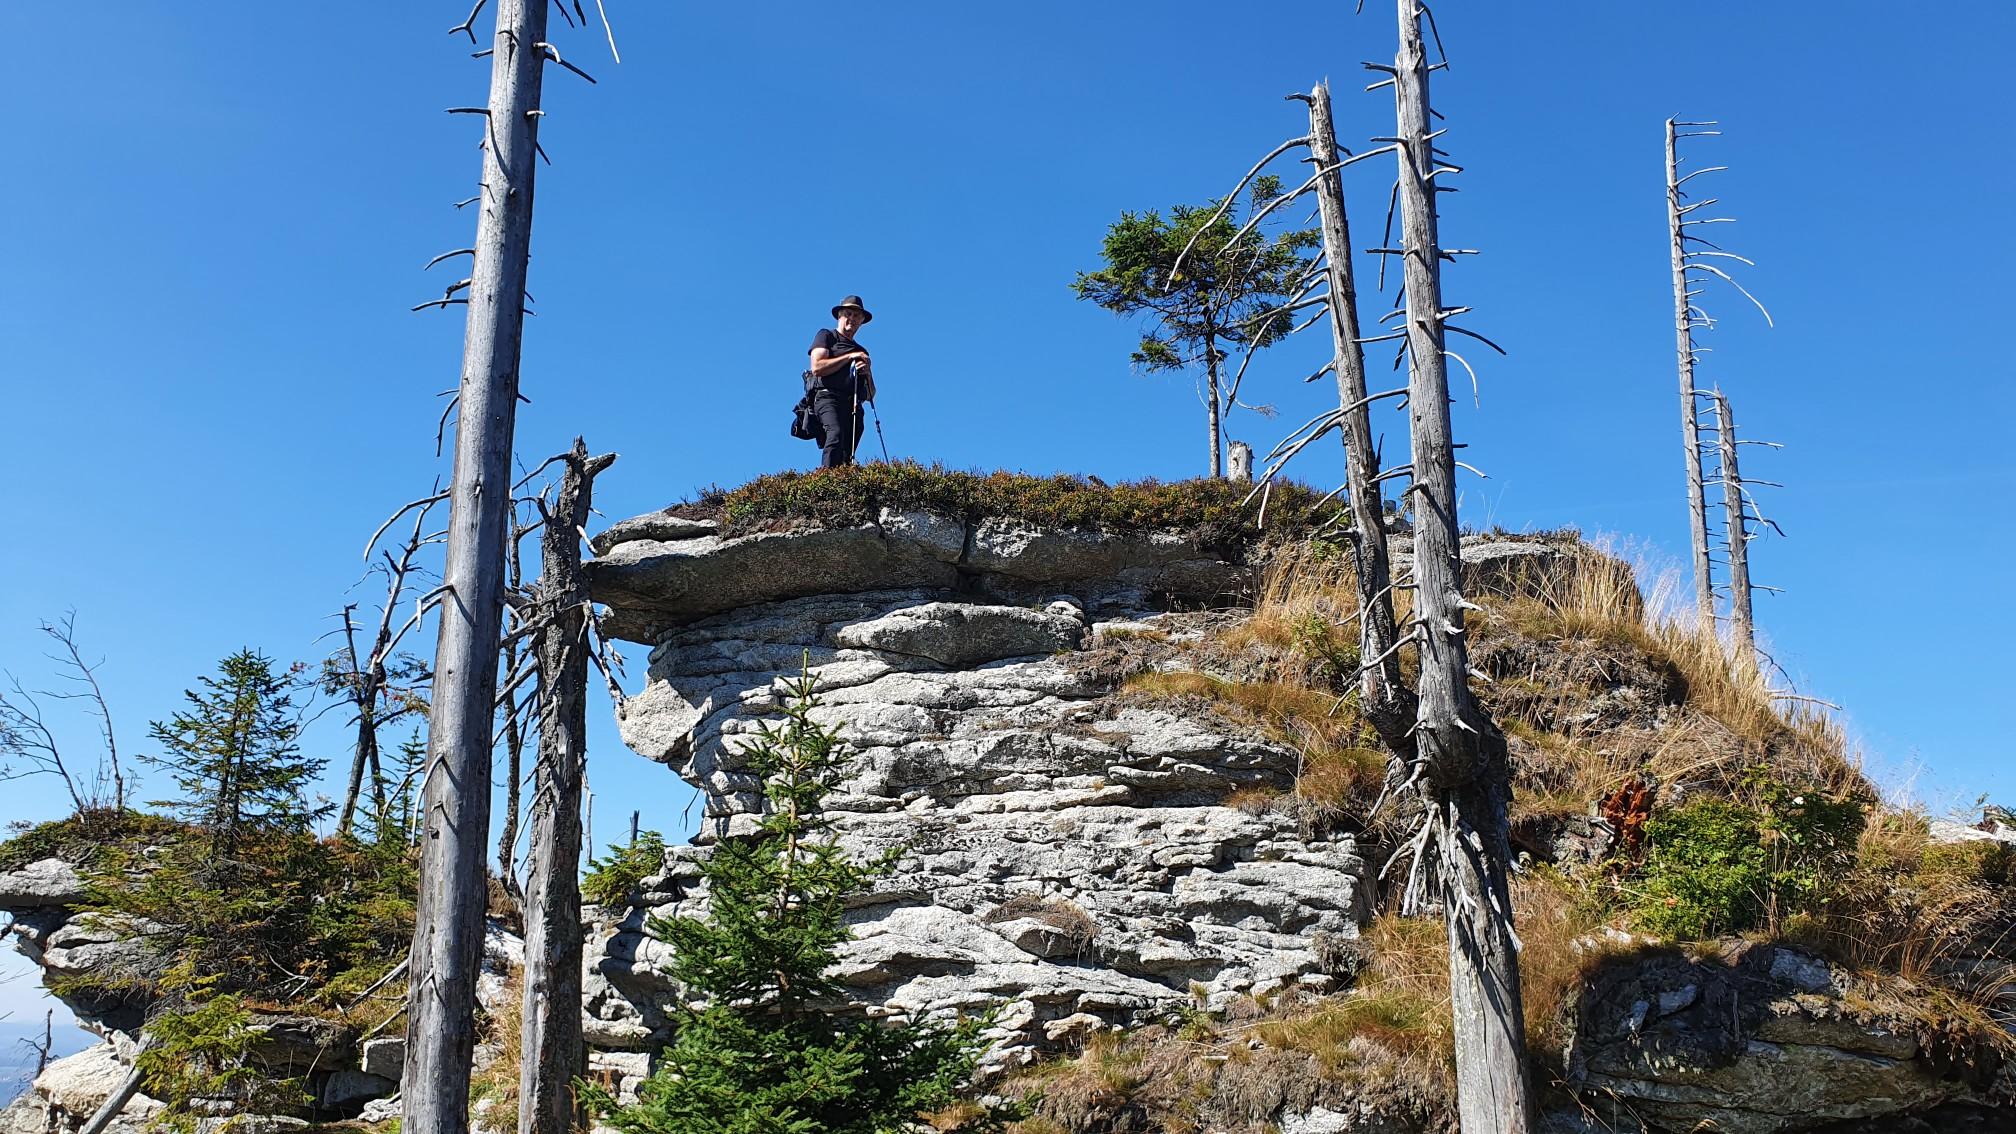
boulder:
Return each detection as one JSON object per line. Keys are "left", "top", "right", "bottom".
{"left": 1568, "top": 943, "right": 1984, "bottom": 1133}
{"left": 586, "top": 508, "right": 1255, "bottom": 643}
{"left": 1929, "top": 818, "right": 2016, "bottom": 846}
{"left": 588, "top": 519, "right": 964, "bottom": 642}
{"left": 319, "top": 1070, "right": 397, "bottom": 1108}
{"left": 359, "top": 1036, "right": 406, "bottom": 1079}
{"left": 0, "top": 1044, "right": 163, "bottom": 1134}
{"left": 248, "top": 1013, "right": 356, "bottom": 1072}
{"left": 587, "top": 512, "right": 719, "bottom": 556}
{"left": 0, "top": 857, "right": 88, "bottom": 908}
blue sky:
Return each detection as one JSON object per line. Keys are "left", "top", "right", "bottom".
{"left": 2, "top": 2, "right": 2012, "bottom": 1025}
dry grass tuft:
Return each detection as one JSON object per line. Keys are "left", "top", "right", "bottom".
{"left": 984, "top": 893, "right": 1102, "bottom": 952}
{"left": 468, "top": 966, "right": 525, "bottom": 1134}
{"left": 1471, "top": 547, "right": 1863, "bottom": 804}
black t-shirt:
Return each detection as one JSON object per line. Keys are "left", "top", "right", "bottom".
{"left": 809, "top": 328, "right": 865, "bottom": 393}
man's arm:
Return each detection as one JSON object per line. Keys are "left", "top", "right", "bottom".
{"left": 809, "top": 346, "right": 870, "bottom": 377}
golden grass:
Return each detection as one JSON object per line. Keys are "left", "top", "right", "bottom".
{"left": 1477, "top": 546, "right": 1862, "bottom": 801}
{"left": 468, "top": 966, "right": 525, "bottom": 1134}
{"left": 1125, "top": 671, "right": 1385, "bottom": 819}
{"left": 1058, "top": 534, "right": 2010, "bottom": 1128}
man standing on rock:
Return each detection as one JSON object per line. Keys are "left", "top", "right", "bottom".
{"left": 806, "top": 295, "right": 876, "bottom": 468}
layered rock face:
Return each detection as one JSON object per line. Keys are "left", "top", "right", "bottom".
{"left": 1568, "top": 942, "right": 2008, "bottom": 1134}
{"left": 583, "top": 510, "right": 1372, "bottom": 1068}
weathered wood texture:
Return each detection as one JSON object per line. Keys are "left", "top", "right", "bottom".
{"left": 404, "top": 2, "right": 549, "bottom": 1132}
{"left": 1305, "top": 80, "right": 1417, "bottom": 755}
{"left": 1667, "top": 119, "right": 1716, "bottom": 633}
{"left": 496, "top": 523, "right": 530, "bottom": 898}
{"left": 1712, "top": 390, "right": 1756, "bottom": 660}
{"left": 1207, "top": 344, "right": 1225, "bottom": 478}
{"left": 517, "top": 442, "right": 614, "bottom": 1134}
{"left": 338, "top": 501, "right": 437, "bottom": 834}
{"left": 1389, "top": 2, "right": 1532, "bottom": 1130}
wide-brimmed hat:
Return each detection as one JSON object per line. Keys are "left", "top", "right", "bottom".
{"left": 831, "top": 294, "right": 874, "bottom": 323}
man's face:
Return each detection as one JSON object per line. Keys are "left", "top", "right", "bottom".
{"left": 836, "top": 308, "right": 866, "bottom": 335}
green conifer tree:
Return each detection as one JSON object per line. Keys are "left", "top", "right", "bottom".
{"left": 585, "top": 664, "right": 989, "bottom": 1134}
{"left": 142, "top": 649, "right": 324, "bottom": 859}
{"left": 1073, "top": 177, "right": 1320, "bottom": 478}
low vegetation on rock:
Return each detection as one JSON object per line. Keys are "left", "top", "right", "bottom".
{"left": 671, "top": 460, "right": 1332, "bottom": 545}
{"left": 0, "top": 650, "right": 421, "bottom": 1122}
{"left": 1014, "top": 538, "right": 2016, "bottom": 1132}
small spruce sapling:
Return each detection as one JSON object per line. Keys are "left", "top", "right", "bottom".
{"left": 142, "top": 649, "right": 324, "bottom": 861}
{"left": 584, "top": 660, "right": 989, "bottom": 1134}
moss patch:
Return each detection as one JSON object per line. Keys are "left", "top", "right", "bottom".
{"left": 0, "top": 808, "right": 189, "bottom": 873}
{"left": 672, "top": 461, "right": 1332, "bottom": 546}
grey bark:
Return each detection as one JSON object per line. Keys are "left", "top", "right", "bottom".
{"left": 30, "top": 1009, "right": 51, "bottom": 1077}
{"left": 1667, "top": 119, "right": 1716, "bottom": 634}
{"left": 1711, "top": 389, "right": 1756, "bottom": 661}
{"left": 1389, "top": 3, "right": 1532, "bottom": 1130}
{"left": 1305, "top": 79, "right": 1417, "bottom": 755}
{"left": 497, "top": 521, "right": 529, "bottom": 898}
{"left": 1206, "top": 327, "right": 1224, "bottom": 478}
{"left": 1227, "top": 440, "right": 1254, "bottom": 483}
{"left": 517, "top": 441, "right": 614, "bottom": 1134}
{"left": 404, "top": 2, "right": 548, "bottom": 1132}
{"left": 337, "top": 509, "right": 432, "bottom": 835}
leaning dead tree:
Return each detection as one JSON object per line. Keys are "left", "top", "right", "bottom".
{"left": 1375, "top": 2, "right": 1531, "bottom": 1129}
{"left": 1297, "top": 79, "right": 1417, "bottom": 753}
{"left": 1707, "top": 389, "right": 1783, "bottom": 665}
{"left": 1162, "top": 85, "right": 1418, "bottom": 756}
{"left": 403, "top": 1, "right": 608, "bottom": 1129}
{"left": 494, "top": 502, "right": 540, "bottom": 898}
{"left": 1666, "top": 118, "right": 1771, "bottom": 634}
{"left": 517, "top": 441, "right": 616, "bottom": 1134}
{"left": 1710, "top": 390, "right": 1755, "bottom": 657}
{"left": 1181, "top": 11, "right": 1531, "bottom": 1122}
{"left": 335, "top": 493, "right": 444, "bottom": 834}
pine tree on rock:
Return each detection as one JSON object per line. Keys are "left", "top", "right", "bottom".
{"left": 142, "top": 649, "right": 323, "bottom": 861}
{"left": 585, "top": 664, "right": 987, "bottom": 1134}
{"left": 1074, "top": 182, "right": 1319, "bottom": 478}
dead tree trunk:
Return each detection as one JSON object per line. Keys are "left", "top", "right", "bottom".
{"left": 1665, "top": 120, "right": 1772, "bottom": 655}
{"left": 518, "top": 442, "right": 614, "bottom": 1134}
{"left": 30, "top": 1009, "right": 51, "bottom": 1076}
{"left": 339, "top": 496, "right": 440, "bottom": 835}
{"left": 1302, "top": 79, "right": 1417, "bottom": 754}
{"left": 1711, "top": 389, "right": 1755, "bottom": 661}
{"left": 1205, "top": 325, "right": 1225, "bottom": 478}
{"left": 496, "top": 518, "right": 532, "bottom": 899}
{"left": 1667, "top": 118, "right": 1716, "bottom": 634}
{"left": 404, "top": 1, "right": 548, "bottom": 1130}
{"left": 1385, "top": 2, "right": 1532, "bottom": 1129}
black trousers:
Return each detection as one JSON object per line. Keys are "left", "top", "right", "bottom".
{"left": 813, "top": 388, "right": 865, "bottom": 468}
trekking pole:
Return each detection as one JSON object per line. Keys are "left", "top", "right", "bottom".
{"left": 867, "top": 399, "right": 890, "bottom": 462}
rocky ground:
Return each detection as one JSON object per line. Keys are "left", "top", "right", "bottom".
{"left": 4, "top": 503, "right": 2010, "bottom": 1132}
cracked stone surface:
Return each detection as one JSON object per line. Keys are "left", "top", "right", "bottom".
{"left": 584, "top": 508, "right": 1257, "bottom": 644}
{"left": 584, "top": 521, "right": 1373, "bottom": 1071}
{"left": 1567, "top": 943, "right": 1997, "bottom": 1133}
